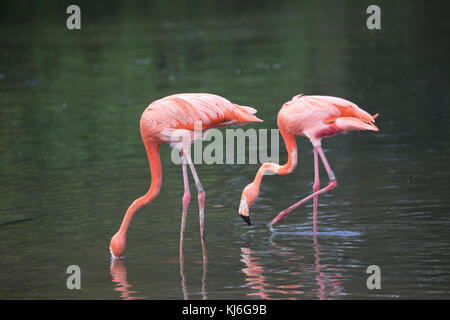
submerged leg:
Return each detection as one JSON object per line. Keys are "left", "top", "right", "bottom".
{"left": 179, "top": 150, "right": 191, "bottom": 261}
{"left": 179, "top": 151, "right": 191, "bottom": 300}
{"left": 183, "top": 148, "right": 207, "bottom": 260}
{"left": 269, "top": 145, "right": 337, "bottom": 226}
{"left": 312, "top": 147, "right": 320, "bottom": 233}
{"left": 179, "top": 148, "right": 208, "bottom": 299}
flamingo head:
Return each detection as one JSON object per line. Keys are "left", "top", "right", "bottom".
{"left": 109, "top": 232, "right": 126, "bottom": 259}
{"left": 335, "top": 113, "right": 379, "bottom": 133}
{"left": 239, "top": 182, "right": 260, "bottom": 225}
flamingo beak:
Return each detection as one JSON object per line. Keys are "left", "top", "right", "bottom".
{"left": 238, "top": 195, "right": 252, "bottom": 225}
{"left": 240, "top": 214, "right": 252, "bottom": 225}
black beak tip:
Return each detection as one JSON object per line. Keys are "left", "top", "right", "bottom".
{"left": 240, "top": 215, "right": 252, "bottom": 226}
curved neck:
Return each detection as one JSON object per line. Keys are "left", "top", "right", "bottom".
{"left": 253, "top": 128, "right": 297, "bottom": 186}
{"left": 118, "top": 141, "right": 162, "bottom": 235}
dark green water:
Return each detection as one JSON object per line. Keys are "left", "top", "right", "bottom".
{"left": 0, "top": 0, "right": 449, "bottom": 299}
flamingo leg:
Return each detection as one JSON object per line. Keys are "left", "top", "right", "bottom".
{"left": 312, "top": 147, "right": 320, "bottom": 234}
{"left": 179, "top": 150, "right": 191, "bottom": 262}
{"left": 269, "top": 145, "right": 337, "bottom": 227}
{"left": 182, "top": 148, "right": 207, "bottom": 260}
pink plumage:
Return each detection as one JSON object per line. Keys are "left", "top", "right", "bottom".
{"left": 239, "top": 94, "right": 379, "bottom": 228}
{"left": 110, "top": 93, "right": 262, "bottom": 259}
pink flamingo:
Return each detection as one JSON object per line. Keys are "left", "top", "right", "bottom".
{"left": 110, "top": 93, "right": 262, "bottom": 259}
{"left": 239, "top": 94, "right": 379, "bottom": 230}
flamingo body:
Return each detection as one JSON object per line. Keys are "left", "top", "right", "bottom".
{"left": 141, "top": 93, "right": 260, "bottom": 145}
{"left": 278, "top": 94, "right": 378, "bottom": 145}
{"left": 239, "top": 94, "right": 379, "bottom": 227}
{"left": 110, "top": 93, "right": 262, "bottom": 259}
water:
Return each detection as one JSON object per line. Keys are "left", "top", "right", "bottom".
{"left": 0, "top": 0, "right": 449, "bottom": 299}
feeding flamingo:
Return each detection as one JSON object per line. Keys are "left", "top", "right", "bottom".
{"left": 110, "top": 93, "right": 262, "bottom": 259}
{"left": 238, "top": 94, "right": 379, "bottom": 230}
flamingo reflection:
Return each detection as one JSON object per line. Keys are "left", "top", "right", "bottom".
{"left": 311, "top": 234, "right": 342, "bottom": 299}
{"left": 110, "top": 208, "right": 208, "bottom": 300}
{"left": 241, "top": 234, "right": 342, "bottom": 300}
{"left": 110, "top": 259, "right": 146, "bottom": 300}
{"left": 179, "top": 237, "right": 208, "bottom": 300}
{"left": 241, "top": 247, "right": 302, "bottom": 299}
{"left": 109, "top": 245, "right": 208, "bottom": 300}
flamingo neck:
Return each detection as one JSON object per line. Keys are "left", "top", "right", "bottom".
{"left": 118, "top": 141, "right": 162, "bottom": 235}
{"left": 253, "top": 129, "right": 297, "bottom": 186}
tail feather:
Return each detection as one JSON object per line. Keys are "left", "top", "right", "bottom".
{"left": 233, "top": 104, "right": 263, "bottom": 123}
{"left": 236, "top": 104, "right": 258, "bottom": 114}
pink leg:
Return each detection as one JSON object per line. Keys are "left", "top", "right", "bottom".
{"left": 179, "top": 151, "right": 191, "bottom": 261}
{"left": 269, "top": 145, "right": 337, "bottom": 227}
{"left": 312, "top": 147, "right": 320, "bottom": 233}
{"left": 316, "top": 145, "right": 334, "bottom": 179}
{"left": 183, "top": 148, "right": 207, "bottom": 262}
{"left": 180, "top": 149, "right": 208, "bottom": 299}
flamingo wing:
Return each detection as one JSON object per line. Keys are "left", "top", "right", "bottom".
{"left": 280, "top": 94, "right": 377, "bottom": 136}
{"left": 144, "top": 93, "right": 261, "bottom": 130}
{"left": 140, "top": 93, "right": 262, "bottom": 143}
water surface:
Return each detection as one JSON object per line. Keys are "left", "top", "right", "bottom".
{"left": 0, "top": 0, "right": 449, "bottom": 299}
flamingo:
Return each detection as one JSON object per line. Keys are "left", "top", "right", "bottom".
{"left": 238, "top": 94, "right": 379, "bottom": 230}
{"left": 110, "top": 93, "right": 262, "bottom": 259}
